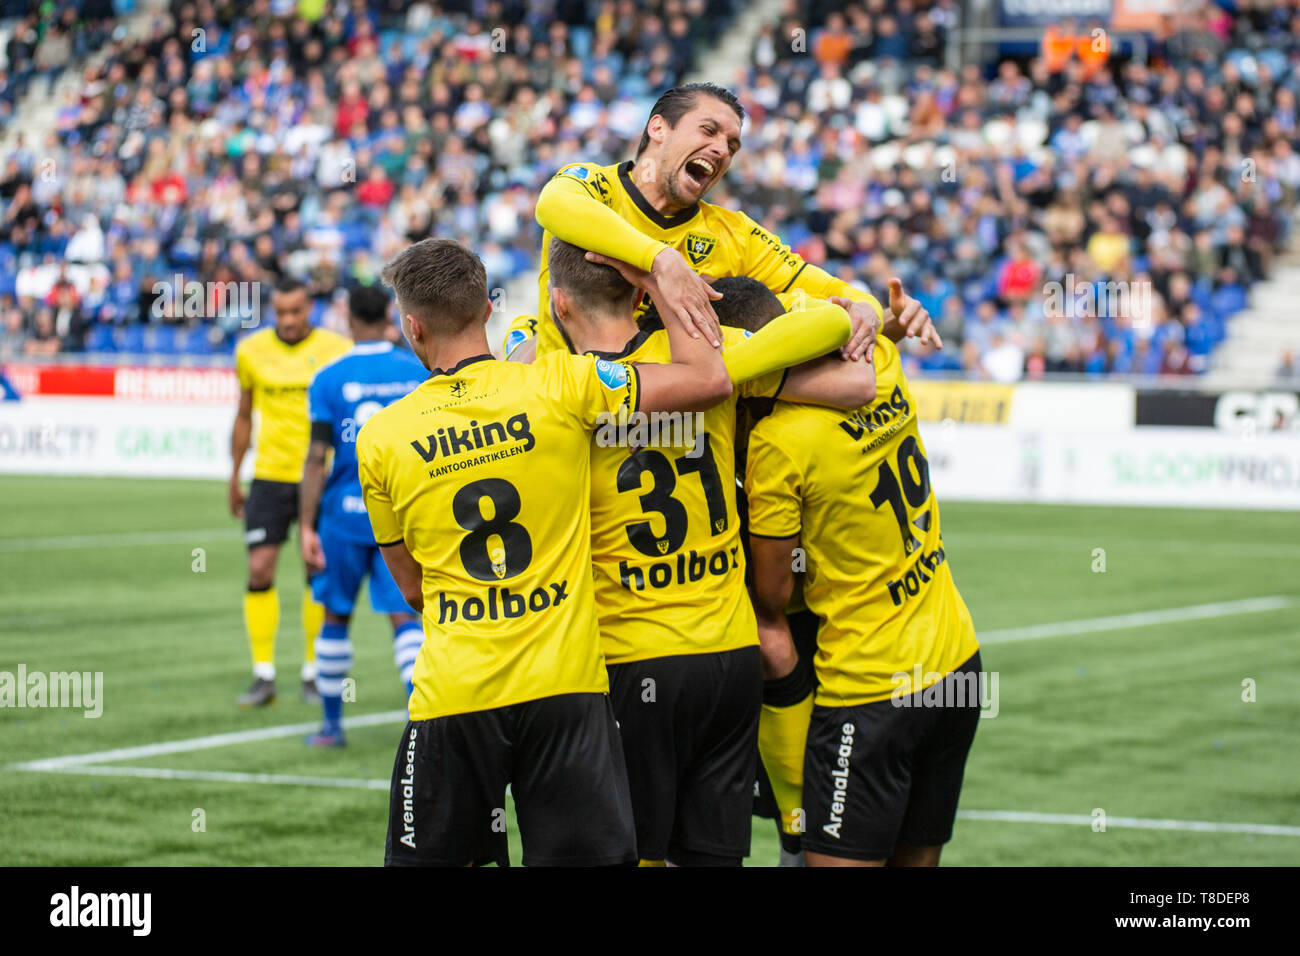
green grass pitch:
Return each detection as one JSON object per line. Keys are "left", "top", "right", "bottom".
{"left": 1, "top": 475, "right": 1297, "bottom": 865}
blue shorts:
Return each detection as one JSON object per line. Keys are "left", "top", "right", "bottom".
{"left": 311, "top": 525, "right": 413, "bottom": 617}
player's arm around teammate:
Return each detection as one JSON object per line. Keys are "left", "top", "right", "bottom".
{"left": 359, "top": 239, "right": 736, "bottom": 867}
{"left": 530, "top": 83, "right": 940, "bottom": 358}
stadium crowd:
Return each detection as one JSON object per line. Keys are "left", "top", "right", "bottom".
{"left": 0, "top": 0, "right": 1296, "bottom": 382}
{"left": 727, "top": 0, "right": 1300, "bottom": 379}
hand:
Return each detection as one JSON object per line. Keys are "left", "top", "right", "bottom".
{"left": 228, "top": 476, "right": 245, "bottom": 519}
{"left": 649, "top": 247, "right": 723, "bottom": 347}
{"left": 300, "top": 526, "right": 326, "bottom": 574}
{"left": 831, "top": 295, "right": 879, "bottom": 364}
{"left": 884, "top": 277, "right": 943, "bottom": 349}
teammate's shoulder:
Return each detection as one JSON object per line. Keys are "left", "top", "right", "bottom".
{"left": 699, "top": 197, "right": 762, "bottom": 233}
{"left": 550, "top": 161, "right": 618, "bottom": 203}
{"left": 873, "top": 333, "right": 902, "bottom": 377}
{"left": 503, "top": 314, "right": 538, "bottom": 359}
{"left": 720, "top": 325, "right": 754, "bottom": 348}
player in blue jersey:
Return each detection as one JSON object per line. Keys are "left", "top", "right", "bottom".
{"left": 299, "top": 285, "right": 429, "bottom": 746}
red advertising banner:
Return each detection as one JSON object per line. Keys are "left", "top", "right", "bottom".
{"left": 1, "top": 363, "right": 239, "bottom": 402}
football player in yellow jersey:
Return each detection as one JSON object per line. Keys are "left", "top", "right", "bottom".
{"left": 503, "top": 81, "right": 943, "bottom": 362}
{"left": 744, "top": 279, "right": 982, "bottom": 868}
{"left": 517, "top": 243, "right": 873, "bottom": 866}
{"left": 358, "top": 238, "right": 761, "bottom": 867}
{"left": 229, "top": 278, "right": 351, "bottom": 707}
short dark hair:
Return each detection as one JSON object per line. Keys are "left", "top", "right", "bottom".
{"left": 272, "top": 276, "right": 308, "bottom": 297}
{"left": 547, "top": 238, "right": 634, "bottom": 315}
{"left": 636, "top": 82, "right": 745, "bottom": 157}
{"left": 348, "top": 284, "right": 390, "bottom": 325}
{"left": 381, "top": 238, "right": 487, "bottom": 333}
{"left": 710, "top": 276, "right": 784, "bottom": 333}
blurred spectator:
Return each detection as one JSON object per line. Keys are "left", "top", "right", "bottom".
{"left": 731, "top": 0, "right": 1296, "bottom": 379}
{"left": 0, "top": 0, "right": 732, "bottom": 355}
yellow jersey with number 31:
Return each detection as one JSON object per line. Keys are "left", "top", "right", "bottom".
{"left": 588, "top": 326, "right": 784, "bottom": 665}
{"left": 744, "top": 336, "right": 979, "bottom": 707}
{"left": 357, "top": 351, "right": 639, "bottom": 720}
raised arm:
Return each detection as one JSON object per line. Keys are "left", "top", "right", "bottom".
{"left": 792, "top": 269, "right": 941, "bottom": 352}
{"left": 580, "top": 250, "right": 731, "bottom": 413}
{"left": 779, "top": 354, "right": 877, "bottom": 410}
{"left": 721, "top": 299, "right": 852, "bottom": 387}
{"left": 537, "top": 167, "right": 722, "bottom": 345}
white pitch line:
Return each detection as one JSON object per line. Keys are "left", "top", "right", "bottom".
{"left": 958, "top": 809, "right": 1300, "bottom": 837}
{"left": 9, "top": 709, "right": 407, "bottom": 771}
{"left": 16, "top": 763, "right": 1300, "bottom": 838}
{"left": 946, "top": 532, "right": 1300, "bottom": 559}
{"left": 979, "top": 596, "right": 1295, "bottom": 645}
{"left": 17, "top": 758, "right": 1300, "bottom": 839}
{"left": 0, "top": 528, "right": 239, "bottom": 552}
{"left": 31, "top": 764, "right": 390, "bottom": 791}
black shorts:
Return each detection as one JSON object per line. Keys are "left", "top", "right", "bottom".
{"left": 607, "top": 645, "right": 762, "bottom": 862}
{"left": 801, "top": 652, "right": 982, "bottom": 862}
{"left": 244, "top": 478, "right": 299, "bottom": 549}
{"left": 384, "top": 692, "right": 637, "bottom": 867}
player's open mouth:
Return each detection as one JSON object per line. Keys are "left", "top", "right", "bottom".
{"left": 683, "top": 156, "right": 716, "bottom": 191}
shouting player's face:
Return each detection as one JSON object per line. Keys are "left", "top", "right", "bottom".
{"left": 655, "top": 97, "right": 741, "bottom": 208}
{"left": 272, "top": 288, "right": 312, "bottom": 344}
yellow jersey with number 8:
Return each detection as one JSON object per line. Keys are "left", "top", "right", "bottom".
{"left": 357, "top": 352, "right": 639, "bottom": 720}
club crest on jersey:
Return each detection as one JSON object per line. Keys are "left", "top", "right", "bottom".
{"left": 449, "top": 380, "right": 467, "bottom": 398}
{"left": 595, "top": 359, "right": 629, "bottom": 391}
{"left": 558, "top": 164, "right": 611, "bottom": 202}
{"left": 713, "top": 517, "right": 727, "bottom": 533}
{"left": 685, "top": 232, "right": 717, "bottom": 266}
{"left": 490, "top": 547, "right": 507, "bottom": 580}
{"left": 656, "top": 539, "right": 670, "bottom": 555}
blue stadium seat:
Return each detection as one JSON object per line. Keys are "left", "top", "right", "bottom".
{"left": 85, "top": 323, "right": 116, "bottom": 353}
{"left": 116, "top": 324, "right": 146, "bottom": 354}
{"left": 148, "top": 324, "right": 180, "bottom": 355}
{"left": 183, "top": 325, "right": 215, "bottom": 354}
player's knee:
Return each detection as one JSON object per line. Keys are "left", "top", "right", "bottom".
{"left": 888, "top": 842, "right": 942, "bottom": 867}
{"left": 247, "top": 548, "right": 278, "bottom": 589}
{"left": 247, "top": 573, "right": 274, "bottom": 592}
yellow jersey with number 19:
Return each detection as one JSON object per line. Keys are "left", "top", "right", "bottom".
{"left": 235, "top": 327, "right": 351, "bottom": 483}
{"left": 744, "top": 335, "right": 979, "bottom": 707}
{"left": 356, "top": 351, "right": 639, "bottom": 720}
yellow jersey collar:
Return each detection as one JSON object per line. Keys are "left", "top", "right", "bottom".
{"left": 618, "top": 161, "right": 700, "bottom": 230}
